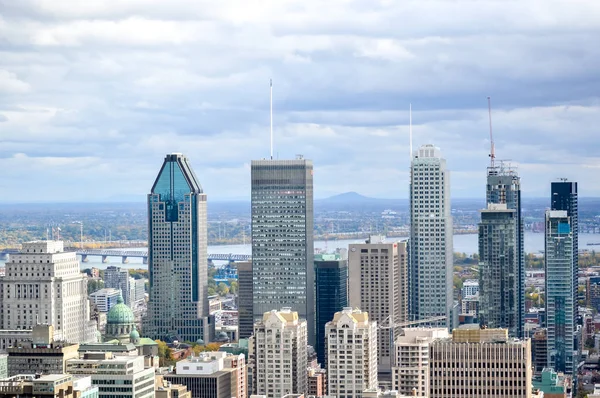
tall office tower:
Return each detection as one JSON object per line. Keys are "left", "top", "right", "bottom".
{"left": 545, "top": 210, "right": 577, "bottom": 377}
{"left": 391, "top": 328, "right": 449, "bottom": 396}
{"left": 0, "top": 241, "right": 95, "bottom": 343}
{"left": 429, "top": 327, "right": 532, "bottom": 398}
{"left": 145, "top": 153, "right": 212, "bottom": 343}
{"left": 251, "top": 157, "right": 315, "bottom": 345}
{"left": 409, "top": 144, "right": 453, "bottom": 328}
{"left": 349, "top": 236, "right": 408, "bottom": 372}
{"left": 486, "top": 162, "right": 524, "bottom": 336}
{"left": 237, "top": 261, "right": 254, "bottom": 339}
{"left": 104, "top": 266, "right": 131, "bottom": 306}
{"left": 478, "top": 203, "right": 519, "bottom": 335}
{"left": 252, "top": 308, "right": 308, "bottom": 397}
{"left": 314, "top": 252, "right": 348, "bottom": 366}
{"left": 326, "top": 308, "right": 378, "bottom": 398}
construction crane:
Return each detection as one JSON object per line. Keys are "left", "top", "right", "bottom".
{"left": 378, "top": 315, "right": 447, "bottom": 329}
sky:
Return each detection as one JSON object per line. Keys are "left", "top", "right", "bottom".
{"left": 1, "top": 0, "right": 600, "bottom": 202}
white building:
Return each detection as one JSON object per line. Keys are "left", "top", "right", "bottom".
{"left": 348, "top": 236, "right": 408, "bottom": 371}
{"left": 391, "top": 327, "right": 449, "bottom": 396}
{"left": 252, "top": 308, "right": 307, "bottom": 398}
{"left": 326, "top": 308, "right": 378, "bottom": 398}
{"left": 67, "top": 352, "right": 155, "bottom": 398}
{"left": 0, "top": 241, "right": 96, "bottom": 343}
{"left": 409, "top": 144, "right": 453, "bottom": 329}
{"left": 461, "top": 280, "right": 479, "bottom": 298}
{"left": 89, "top": 288, "right": 121, "bottom": 312}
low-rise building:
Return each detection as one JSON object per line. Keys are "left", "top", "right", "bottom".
{"left": 154, "top": 376, "right": 191, "bottom": 398}
{"left": 0, "top": 374, "right": 74, "bottom": 398}
{"left": 532, "top": 368, "right": 571, "bottom": 398}
{"left": 89, "top": 289, "right": 121, "bottom": 313}
{"left": 307, "top": 365, "right": 326, "bottom": 398}
{"left": 73, "top": 376, "right": 99, "bottom": 398}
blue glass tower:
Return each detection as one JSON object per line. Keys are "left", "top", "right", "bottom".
{"left": 144, "top": 153, "right": 213, "bottom": 343}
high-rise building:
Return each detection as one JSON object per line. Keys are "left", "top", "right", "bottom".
{"left": 89, "top": 288, "right": 121, "bottom": 313}
{"left": 314, "top": 252, "right": 348, "bottom": 366}
{"left": 461, "top": 280, "right": 479, "bottom": 298}
{"left": 409, "top": 144, "right": 453, "bottom": 328}
{"left": 486, "top": 162, "right": 524, "bottom": 337}
{"left": 104, "top": 266, "right": 131, "bottom": 306}
{"left": 391, "top": 328, "right": 449, "bottom": 396}
{"left": 349, "top": 236, "right": 407, "bottom": 371}
{"left": 326, "top": 308, "right": 378, "bottom": 398}
{"left": 532, "top": 328, "right": 548, "bottom": 376}
{"left": 429, "top": 327, "right": 532, "bottom": 398}
{"left": 144, "top": 153, "right": 213, "bottom": 343}
{"left": 545, "top": 210, "right": 577, "bottom": 377}
{"left": 251, "top": 158, "right": 315, "bottom": 345}
{"left": 251, "top": 308, "right": 307, "bottom": 397}
{"left": 237, "top": 261, "right": 253, "bottom": 339}
{"left": 0, "top": 241, "right": 95, "bottom": 343}
{"left": 478, "top": 203, "right": 519, "bottom": 336}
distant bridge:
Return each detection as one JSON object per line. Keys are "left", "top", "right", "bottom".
{"left": 0, "top": 248, "right": 251, "bottom": 264}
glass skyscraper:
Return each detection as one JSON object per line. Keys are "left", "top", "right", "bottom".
{"left": 144, "top": 153, "right": 213, "bottom": 343}
{"left": 315, "top": 253, "right": 348, "bottom": 365}
{"left": 251, "top": 157, "right": 315, "bottom": 345}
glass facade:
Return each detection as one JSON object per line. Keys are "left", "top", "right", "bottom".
{"left": 315, "top": 258, "right": 348, "bottom": 365}
{"left": 251, "top": 159, "right": 315, "bottom": 345}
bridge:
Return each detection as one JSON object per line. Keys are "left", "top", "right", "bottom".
{"left": 0, "top": 248, "right": 251, "bottom": 265}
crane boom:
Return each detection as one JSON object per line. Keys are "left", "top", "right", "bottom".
{"left": 379, "top": 316, "right": 447, "bottom": 329}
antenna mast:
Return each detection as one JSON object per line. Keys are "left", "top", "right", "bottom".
{"left": 409, "top": 103, "right": 413, "bottom": 161}
{"left": 270, "top": 79, "right": 273, "bottom": 160}
{"left": 487, "top": 96, "right": 495, "bottom": 168}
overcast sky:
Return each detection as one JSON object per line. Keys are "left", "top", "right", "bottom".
{"left": 1, "top": 1, "right": 599, "bottom": 202}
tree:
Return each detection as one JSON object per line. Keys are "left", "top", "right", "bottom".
{"left": 156, "top": 340, "right": 174, "bottom": 366}
{"left": 88, "top": 279, "right": 104, "bottom": 294}
{"left": 229, "top": 280, "right": 238, "bottom": 295}
{"left": 193, "top": 342, "right": 223, "bottom": 355}
{"left": 208, "top": 286, "right": 216, "bottom": 296}
{"left": 217, "top": 282, "right": 229, "bottom": 296}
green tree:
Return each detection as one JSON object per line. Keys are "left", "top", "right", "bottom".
{"left": 217, "top": 282, "right": 229, "bottom": 296}
{"left": 208, "top": 286, "right": 217, "bottom": 296}
{"left": 155, "top": 340, "right": 174, "bottom": 366}
{"left": 88, "top": 279, "right": 104, "bottom": 294}
{"left": 229, "top": 280, "right": 238, "bottom": 295}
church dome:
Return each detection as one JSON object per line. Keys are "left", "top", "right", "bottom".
{"left": 130, "top": 325, "right": 140, "bottom": 342}
{"left": 107, "top": 295, "right": 135, "bottom": 325}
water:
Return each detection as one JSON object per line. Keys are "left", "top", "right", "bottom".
{"left": 2, "top": 232, "right": 600, "bottom": 270}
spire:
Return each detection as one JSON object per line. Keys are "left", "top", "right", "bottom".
{"left": 488, "top": 96, "right": 495, "bottom": 168}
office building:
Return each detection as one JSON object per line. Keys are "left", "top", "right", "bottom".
{"left": 145, "top": 153, "right": 213, "bottom": 343}
{"left": 89, "top": 288, "right": 121, "bottom": 313}
{"left": 461, "top": 280, "right": 479, "bottom": 298}
{"left": 251, "top": 158, "right": 315, "bottom": 345}
{"left": 155, "top": 377, "right": 191, "bottom": 398}
{"left": 0, "top": 241, "right": 96, "bottom": 343}
{"left": 409, "top": 144, "right": 453, "bottom": 328}
{"left": 326, "top": 308, "right": 378, "bottom": 398}
{"left": 532, "top": 368, "right": 571, "bottom": 398}
{"left": 252, "top": 309, "right": 307, "bottom": 397}
{"left": 349, "top": 236, "right": 407, "bottom": 371}
{"left": 587, "top": 276, "right": 600, "bottom": 312}
{"left": 67, "top": 352, "right": 154, "bottom": 398}
{"left": 486, "top": 161, "right": 524, "bottom": 337}
{"left": 429, "top": 327, "right": 532, "bottom": 398}
{"left": 532, "top": 328, "right": 548, "bottom": 376}
{"left": 314, "top": 252, "right": 348, "bottom": 365}
{"left": 478, "top": 203, "right": 519, "bottom": 336}
{"left": 73, "top": 376, "right": 100, "bottom": 398}
{"left": 163, "top": 352, "right": 246, "bottom": 398}
{"left": 104, "top": 267, "right": 131, "bottom": 306}
{"left": 130, "top": 278, "right": 146, "bottom": 306}
{"left": 0, "top": 355, "right": 6, "bottom": 379}
{"left": 237, "top": 262, "right": 253, "bottom": 339}
{"left": 0, "top": 374, "right": 75, "bottom": 398}
{"left": 545, "top": 210, "right": 577, "bottom": 377}
{"left": 391, "top": 328, "right": 449, "bottom": 396}
{"left": 307, "top": 365, "right": 326, "bottom": 398}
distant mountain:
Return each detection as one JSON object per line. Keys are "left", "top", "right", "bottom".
{"left": 318, "top": 192, "right": 377, "bottom": 203}
{"left": 316, "top": 192, "right": 406, "bottom": 212}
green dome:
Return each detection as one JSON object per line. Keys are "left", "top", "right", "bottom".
{"left": 130, "top": 326, "right": 140, "bottom": 342}
{"left": 107, "top": 295, "right": 135, "bottom": 324}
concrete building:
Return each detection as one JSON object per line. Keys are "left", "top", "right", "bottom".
{"left": 307, "top": 365, "right": 326, "bottom": 398}
{"left": 0, "top": 374, "right": 75, "bottom": 398}
{"left": 252, "top": 308, "right": 307, "bottom": 397}
{"left": 478, "top": 203, "right": 519, "bottom": 336}
{"left": 545, "top": 210, "right": 577, "bottom": 378}
{"left": 0, "top": 355, "right": 6, "bottom": 379}
{"left": 391, "top": 328, "right": 449, "bottom": 396}
{"left": 532, "top": 328, "right": 548, "bottom": 376}
{"left": 66, "top": 352, "right": 155, "bottom": 398}
{"left": 162, "top": 352, "right": 246, "bottom": 398}
{"left": 73, "top": 376, "right": 100, "bottom": 398}
{"left": 104, "top": 267, "right": 131, "bottom": 306}
{"left": 461, "top": 280, "right": 479, "bottom": 298}
{"left": 155, "top": 377, "right": 191, "bottom": 398}
{"left": 326, "top": 308, "right": 378, "bottom": 398}
{"left": 89, "top": 288, "right": 121, "bottom": 313}
{"left": 0, "top": 241, "right": 96, "bottom": 343}
{"left": 237, "top": 261, "right": 253, "bottom": 339}
{"left": 314, "top": 252, "right": 348, "bottom": 366}
{"left": 251, "top": 158, "right": 315, "bottom": 345}
{"left": 409, "top": 144, "right": 453, "bottom": 329}
{"left": 532, "top": 368, "right": 571, "bottom": 398}
{"left": 130, "top": 278, "right": 146, "bottom": 306}
{"left": 145, "top": 153, "right": 213, "bottom": 343}
{"left": 0, "top": 330, "right": 32, "bottom": 353}
{"left": 349, "top": 236, "right": 407, "bottom": 371}
{"left": 429, "top": 327, "right": 532, "bottom": 398}
{"left": 460, "top": 295, "right": 479, "bottom": 317}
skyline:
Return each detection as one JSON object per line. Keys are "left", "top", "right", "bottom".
{"left": 1, "top": 1, "right": 600, "bottom": 201}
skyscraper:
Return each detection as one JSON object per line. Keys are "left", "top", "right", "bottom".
{"left": 545, "top": 210, "right": 577, "bottom": 377}
{"left": 486, "top": 162, "right": 524, "bottom": 337}
{"left": 237, "top": 261, "right": 254, "bottom": 339}
{"left": 104, "top": 266, "right": 131, "bottom": 306}
{"left": 478, "top": 203, "right": 519, "bottom": 336}
{"left": 251, "top": 157, "right": 315, "bottom": 345}
{"left": 314, "top": 252, "right": 348, "bottom": 366}
{"left": 144, "top": 153, "right": 213, "bottom": 343}
{"left": 409, "top": 144, "right": 453, "bottom": 328}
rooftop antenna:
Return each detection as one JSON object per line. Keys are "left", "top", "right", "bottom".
{"left": 487, "top": 96, "right": 495, "bottom": 168}
{"left": 409, "top": 103, "right": 413, "bottom": 160}
{"left": 270, "top": 78, "right": 273, "bottom": 160}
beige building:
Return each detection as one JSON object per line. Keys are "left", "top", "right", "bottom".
{"left": 429, "top": 327, "right": 532, "bottom": 398}
{"left": 349, "top": 236, "right": 408, "bottom": 371}
{"left": 392, "top": 327, "right": 449, "bottom": 396}
{"left": 252, "top": 309, "right": 307, "bottom": 398}
{"left": 0, "top": 374, "right": 75, "bottom": 398}
{"left": 155, "top": 376, "right": 191, "bottom": 398}
{"left": 326, "top": 308, "right": 378, "bottom": 398}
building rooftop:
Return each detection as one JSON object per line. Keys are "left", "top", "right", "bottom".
{"left": 331, "top": 307, "right": 369, "bottom": 325}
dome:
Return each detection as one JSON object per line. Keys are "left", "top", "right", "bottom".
{"left": 130, "top": 326, "right": 140, "bottom": 342}
{"left": 196, "top": 338, "right": 204, "bottom": 345}
{"left": 107, "top": 295, "right": 135, "bottom": 325}
{"left": 218, "top": 331, "right": 228, "bottom": 339}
